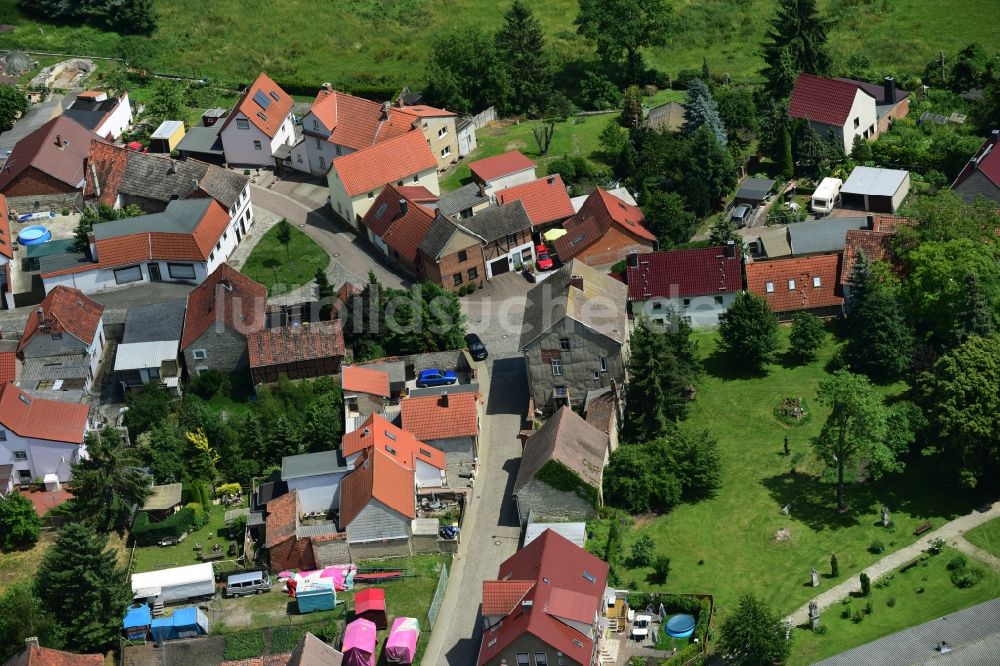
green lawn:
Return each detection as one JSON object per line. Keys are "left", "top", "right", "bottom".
{"left": 789, "top": 547, "right": 1000, "bottom": 665}
{"left": 241, "top": 224, "right": 330, "bottom": 296}
{"left": 441, "top": 114, "right": 611, "bottom": 192}
{"left": 0, "top": 1, "right": 996, "bottom": 93}
{"left": 131, "top": 503, "right": 237, "bottom": 573}
{"left": 965, "top": 517, "right": 1000, "bottom": 560}
{"left": 0, "top": 531, "right": 54, "bottom": 594}
{"left": 616, "top": 328, "right": 989, "bottom": 627}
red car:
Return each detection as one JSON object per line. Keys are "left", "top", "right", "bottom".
{"left": 535, "top": 244, "right": 554, "bottom": 271}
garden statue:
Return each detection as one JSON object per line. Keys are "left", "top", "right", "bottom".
{"left": 782, "top": 503, "right": 791, "bottom": 516}
{"left": 882, "top": 506, "right": 891, "bottom": 528}
{"left": 809, "top": 601, "right": 820, "bottom": 629}
{"left": 810, "top": 569, "right": 819, "bottom": 587}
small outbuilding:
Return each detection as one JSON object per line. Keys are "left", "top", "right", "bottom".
{"left": 149, "top": 120, "right": 186, "bottom": 153}
{"left": 354, "top": 587, "right": 387, "bottom": 629}
{"left": 122, "top": 603, "right": 152, "bottom": 640}
{"left": 149, "top": 606, "right": 209, "bottom": 641}
{"left": 840, "top": 166, "right": 910, "bottom": 213}
{"left": 140, "top": 483, "right": 183, "bottom": 520}
{"left": 734, "top": 177, "right": 776, "bottom": 206}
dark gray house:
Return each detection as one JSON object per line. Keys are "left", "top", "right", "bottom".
{"left": 115, "top": 299, "right": 185, "bottom": 394}
{"left": 514, "top": 406, "right": 609, "bottom": 526}
{"left": 951, "top": 129, "right": 1000, "bottom": 207}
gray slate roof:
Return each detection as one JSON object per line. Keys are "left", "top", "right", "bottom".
{"left": 120, "top": 152, "right": 247, "bottom": 208}
{"left": 93, "top": 198, "right": 214, "bottom": 240}
{"left": 64, "top": 96, "right": 121, "bottom": 132}
{"left": 787, "top": 217, "right": 868, "bottom": 256}
{"left": 437, "top": 182, "right": 488, "bottom": 217}
{"left": 812, "top": 597, "right": 1000, "bottom": 666}
{"left": 281, "top": 450, "right": 347, "bottom": 480}
{"left": 418, "top": 215, "right": 461, "bottom": 260}
{"left": 459, "top": 201, "right": 531, "bottom": 242}
{"left": 736, "top": 177, "right": 776, "bottom": 201}
{"left": 123, "top": 299, "right": 186, "bottom": 344}
{"left": 842, "top": 166, "right": 910, "bottom": 197}
{"left": 515, "top": 406, "right": 608, "bottom": 492}
{"left": 176, "top": 126, "right": 224, "bottom": 156}
{"left": 20, "top": 354, "right": 90, "bottom": 382}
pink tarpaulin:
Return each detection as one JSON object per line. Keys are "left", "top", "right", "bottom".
{"left": 343, "top": 618, "right": 376, "bottom": 666}
{"left": 385, "top": 617, "right": 419, "bottom": 664}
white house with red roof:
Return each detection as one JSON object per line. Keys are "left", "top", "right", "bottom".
{"left": 468, "top": 151, "right": 537, "bottom": 195}
{"left": 361, "top": 184, "right": 440, "bottom": 278}
{"left": 341, "top": 413, "right": 446, "bottom": 489}
{"left": 477, "top": 529, "right": 609, "bottom": 666}
{"left": 789, "top": 73, "right": 878, "bottom": 154}
{"left": 219, "top": 73, "right": 296, "bottom": 167}
{"left": 496, "top": 174, "right": 575, "bottom": 228}
{"left": 626, "top": 243, "right": 743, "bottom": 327}
{"left": 952, "top": 129, "right": 1000, "bottom": 207}
{"left": 63, "top": 90, "right": 133, "bottom": 140}
{"left": 327, "top": 130, "right": 439, "bottom": 228}
{"left": 0, "top": 382, "right": 90, "bottom": 493}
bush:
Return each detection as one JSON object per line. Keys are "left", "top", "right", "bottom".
{"left": 864, "top": 600, "right": 874, "bottom": 615}
{"left": 630, "top": 534, "right": 655, "bottom": 567}
{"left": 131, "top": 507, "right": 195, "bottom": 546}
{"left": 674, "top": 69, "right": 701, "bottom": 90}
{"left": 947, "top": 554, "right": 967, "bottom": 571}
{"left": 0, "top": 492, "right": 42, "bottom": 550}
{"left": 216, "top": 482, "right": 241, "bottom": 497}
{"left": 869, "top": 539, "right": 886, "bottom": 554}
{"left": 852, "top": 609, "right": 864, "bottom": 623}
{"left": 840, "top": 606, "right": 851, "bottom": 619}
{"left": 813, "top": 624, "right": 828, "bottom": 634}
{"left": 928, "top": 537, "right": 945, "bottom": 555}
{"left": 271, "top": 625, "right": 310, "bottom": 653}
{"left": 187, "top": 369, "right": 224, "bottom": 400}
{"left": 860, "top": 572, "right": 871, "bottom": 596}
{"left": 186, "top": 502, "right": 208, "bottom": 529}
{"left": 886, "top": 596, "right": 897, "bottom": 607}
{"left": 948, "top": 555, "right": 984, "bottom": 588}
{"left": 224, "top": 631, "right": 265, "bottom": 660}
{"left": 652, "top": 555, "right": 671, "bottom": 583}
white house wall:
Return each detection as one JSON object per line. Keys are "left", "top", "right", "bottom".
{"left": 0, "top": 431, "right": 84, "bottom": 484}
{"left": 44, "top": 260, "right": 211, "bottom": 295}
{"left": 483, "top": 168, "right": 537, "bottom": 195}
{"left": 486, "top": 240, "right": 534, "bottom": 278}
{"left": 328, "top": 166, "right": 440, "bottom": 229}
{"left": 96, "top": 93, "right": 133, "bottom": 140}
{"left": 287, "top": 473, "right": 344, "bottom": 514}
{"left": 221, "top": 111, "right": 295, "bottom": 167}
{"left": 415, "top": 459, "right": 445, "bottom": 488}
{"left": 634, "top": 293, "right": 738, "bottom": 328}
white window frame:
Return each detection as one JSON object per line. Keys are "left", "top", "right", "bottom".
{"left": 113, "top": 264, "right": 143, "bottom": 285}
{"left": 765, "top": 281, "right": 774, "bottom": 293}
{"left": 253, "top": 140, "right": 262, "bottom": 150}
{"left": 236, "top": 119, "right": 250, "bottom": 130}
{"left": 13, "top": 450, "right": 27, "bottom": 461}
{"left": 167, "top": 262, "right": 196, "bottom": 280}
{"left": 192, "top": 349, "right": 207, "bottom": 360}
{"left": 438, "top": 126, "right": 448, "bottom": 138}
{"left": 813, "top": 276, "right": 822, "bottom": 287}
{"left": 788, "top": 279, "right": 796, "bottom": 291}
{"left": 551, "top": 358, "right": 562, "bottom": 376}
{"left": 441, "top": 146, "right": 451, "bottom": 158}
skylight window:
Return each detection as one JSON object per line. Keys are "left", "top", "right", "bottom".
{"left": 385, "top": 430, "right": 397, "bottom": 441}
{"left": 18, "top": 394, "right": 31, "bottom": 405}
{"left": 253, "top": 90, "right": 272, "bottom": 110}
{"left": 765, "top": 281, "right": 774, "bottom": 293}
{"left": 269, "top": 90, "right": 280, "bottom": 102}
{"left": 385, "top": 445, "right": 397, "bottom": 455}
{"left": 813, "top": 276, "right": 822, "bottom": 287}
{"left": 256, "top": 111, "right": 268, "bottom": 122}
{"left": 582, "top": 571, "right": 597, "bottom": 583}
{"left": 419, "top": 448, "right": 433, "bottom": 458}
{"left": 788, "top": 279, "right": 796, "bottom": 290}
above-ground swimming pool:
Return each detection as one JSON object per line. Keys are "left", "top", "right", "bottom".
{"left": 18, "top": 225, "right": 52, "bottom": 245}
{"left": 665, "top": 613, "right": 696, "bottom": 639}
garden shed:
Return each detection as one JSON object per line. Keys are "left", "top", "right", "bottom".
{"left": 354, "top": 587, "right": 387, "bottom": 629}
{"left": 149, "top": 606, "right": 208, "bottom": 641}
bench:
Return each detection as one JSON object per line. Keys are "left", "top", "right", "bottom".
{"left": 914, "top": 522, "right": 933, "bottom": 536}
{"left": 199, "top": 551, "right": 225, "bottom": 562}
{"left": 900, "top": 557, "right": 923, "bottom": 573}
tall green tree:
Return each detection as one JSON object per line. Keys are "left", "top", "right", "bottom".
{"left": 789, "top": 311, "right": 825, "bottom": 360}
{"left": 679, "top": 126, "right": 738, "bottom": 216}
{"left": 0, "top": 85, "right": 29, "bottom": 131}
{"left": 123, "top": 381, "right": 173, "bottom": 438}
{"left": 0, "top": 582, "right": 62, "bottom": 663}
{"left": 719, "top": 594, "right": 791, "bottom": 666}
{"left": 670, "top": 425, "right": 722, "bottom": 500}
{"left": 950, "top": 272, "right": 997, "bottom": 346}
{"left": 145, "top": 79, "right": 186, "bottom": 127}
{"left": 139, "top": 420, "right": 186, "bottom": 484}
{"left": 275, "top": 218, "right": 292, "bottom": 261}
{"left": 918, "top": 335, "right": 1000, "bottom": 488}
{"left": 845, "top": 249, "right": 871, "bottom": 319}
{"left": 715, "top": 86, "right": 760, "bottom": 147}
{"left": 848, "top": 270, "right": 914, "bottom": 379}
{"left": 682, "top": 79, "right": 727, "bottom": 147}
{"left": 718, "top": 292, "right": 780, "bottom": 370}
{"left": 812, "top": 371, "right": 892, "bottom": 511}
{"left": 36, "top": 523, "right": 129, "bottom": 653}
{"left": 603, "top": 440, "right": 682, "bottom": 513}
{"left": 761, "top": 0, "right": 831, "bottom": 98}
{"left": 0, "top": 492, "right": 41, "bottom": 550}
{"left": 777, "top": 124, "right": 794, "bottom": 180}
{"left": 302, "top": 392, "right": 344, "bottom": 453}
{"left": 575, "top": 0, "right": 673, "bottom": 82}
{"left": 425, "top": 28, "right": 510, "bottom": 115}
{"left": 105, "top": 0, "right": 157, "bottom": 34}
{"left": 708, "top": 216, "right": 741, "bottom": 247}
{"left": 70, "top": 428, "right": 150, "bottom": 534}
{"left": 643, "top": 190, "right": 696, "bottom": 247}
{"left": 495, "top": 0, "right": 553, "bottom": 116}
{"left": 619, "top": 85, "right": 644, "bottom": 129}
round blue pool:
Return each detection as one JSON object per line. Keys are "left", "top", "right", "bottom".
{"left": 665, "top": 614, "right": 696, "bottom": 639}
{"left": 18, "top": 225, "right": 51, "bottom": 245}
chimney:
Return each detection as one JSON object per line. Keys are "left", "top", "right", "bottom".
{"left": 381, "top": 101, "right": 391, "bottom": 118}
{"left": 547, "top": 176, "right": 555, "bottom": 185}
{"left": 883, "top": 76, "right": 897, "bottom": 104}
{"left": 24, "top": 637, "right": 39, "bottom": 648}
{"left": 991, "top": 129, "right": 1000, "bottom": 145}
{"left": 569, "top": 274, "right": 584, "bottom": 291}
{"left": 724, "top": 240, "right": 736, "bottom": 258}
{"left": 439, "top": 390, "right": 449, "bottom": 406}
{"left": 396, "top": 96, "right": 405, "bottom": 108}
{"left": 321, "top": 82, "right": 332, "bottom": 91}
{"left": 626, "top": 251, "right": 639, "bottom": 268}
{"left": 399, "top": 198, "right": 408, "bottom": 217}
{"left": 55, "top": 134, "right": 62, "bottom": 148}
{"left": 168, "top": 160, "right": 177, "bottom": 175}
{"left": 35, "top": 307, "right": 45, "bottom": 330}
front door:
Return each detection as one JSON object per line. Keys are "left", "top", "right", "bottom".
{"left": 147, "top": 263, "right": 161, "bottom": 281}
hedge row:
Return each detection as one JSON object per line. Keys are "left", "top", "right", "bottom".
{"left": 132, "top": 507, "right": 195, "bottom": 546}
{"left": 224, "top": 630, "right": 265, "bottom": 660}
{"left": 626, "top": 593, "right": 701, "bottom": 616}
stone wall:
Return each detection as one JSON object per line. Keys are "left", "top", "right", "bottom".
{"left": 348, "top": 538, "right": 411, "bottom": 560}
{"left": 412, "top": 534, "right": 459, "bottom": 554}
{"left": 183, "top": 326, "right": 249, "bottom": 376}
{"left": 312, "top": 533, "right": 351, "bottom": 566}
{"left": 514, "top": 478, "right": 597, "bottom": 526}
{"left": 526, "top": 318, "right": 625, "bottom": 411}
{"left": 6, "top": 193, "right": 84, "bottom": 215}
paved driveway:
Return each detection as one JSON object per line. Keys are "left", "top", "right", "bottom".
{"left": 0, "top": 93, "right": 64, "bottom": 153}
{"left": 461, "top": 272, "right": 529, "bottom": 358}
{"left": 422, "top": 357, "right": 527, "bottom": 665}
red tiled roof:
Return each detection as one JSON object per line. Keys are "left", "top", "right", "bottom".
{"left": 478, "top": 530, "right": 608, "bottom": 666}
{"left": 553, "top": 187, "right": 655, "bottom": 260}
{"left": 332, "top": 131, "right": 437, "bottom": 197}
{"left": 265, "top": 491, "right": 297, "bottom": 548}
{"left": 0, "top": 383, "right": 88, "bottom": 443}
{"left": 0, "top": 194, "right": 12, "bottom": 259}
{"left": 181, "top": 264, "right": 267, "bottom": 349}
{"left": 309, "top": 90, "right": 416, "bottom": 151}
{"left": 953, "top": 131, "right": 1000, "bottom": 190}
{"left": 339, "top": 448, "right": 416, "bottom": 527}
{"left": 626, "top": 245, "right": 742, "bottom": 300}
{"left": 482, "top": 580, "right": 535, "bottom": 616}
{"left": 841, "top": 229, "right": 894, "bottom": 285}
{"left": 393, "top": 104, "right": 455, "bottom": 119}
{"left": 496, "top": 175, "right": 575, "bottom": 226}
{"left": 467, "top": 151, "right": 535, "bottom": 183}
{"left": 746, "top": 254, "right": 844, "bottom": 314}
{"left": 0, "top": 116, "right": 107, "bottom": 193}
{"left": 0, "top": 352, "right": 15, "bottom": 383}
{"left": 400, "top": 391, "right": 479, "bottom": 441}
{"left": 19, "top": 286, "right": 104, "bottom": 353}
{"left": 789, "top": 73, "right": 872, "bottom": 127}
{"left": 247, "top": 321, "right": 345, "bottom": 369}
{"left": 13, "top": 644, "right": 103, "bottom": 666}
{"left": 362, "top": 185, "right": 439, "bottom": 264}
{"left": 341, "top": 413, "right": 446, "bottom": 471}
{"left": 342, "top": 366, "right": 390, "bottom": 397}
{"left": 220, "top": 72, "right": 294, "bottom": 138}
{"left": 85, "top": 139, "right": 128, "bottom": 206}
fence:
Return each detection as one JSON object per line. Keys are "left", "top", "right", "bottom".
{"left": 426, "top": 561, "right": 449, "bottom": 629}
{"left": 469, "top": 106, "right": 497, "bottom": 129}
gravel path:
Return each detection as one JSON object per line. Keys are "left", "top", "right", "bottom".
{"left": 786, "top": 500, "right": 1000, "bottom": 625}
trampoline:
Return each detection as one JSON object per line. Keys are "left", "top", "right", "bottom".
{"left": 665, "top": 613, "right": 696, "bottom": 639}
{"left": 18, "top": 225, "right": 52, "bottom": 245}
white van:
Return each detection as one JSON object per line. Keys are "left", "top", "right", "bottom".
{"left": 811, "top": 177, "right": 843, "bottom": 215}
{"left": 225, "top": 571, "right": 271, "bottom": 597}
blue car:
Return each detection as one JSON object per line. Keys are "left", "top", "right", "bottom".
{"left": 417, "top": 368, "right": 458, "bottom": 388}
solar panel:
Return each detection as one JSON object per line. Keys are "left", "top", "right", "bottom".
{"left": 253, "top": 90, "right": 272, "bottom": 110}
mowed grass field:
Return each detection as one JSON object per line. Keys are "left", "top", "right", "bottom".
{"left": 616, "top": 329, "right": 991, "bottom": 627}
{"left": 965, "top": 517, "right": 1000, "bottom": 560}
{"left": 0, "top": 1, "right": 997, "bottom": 92}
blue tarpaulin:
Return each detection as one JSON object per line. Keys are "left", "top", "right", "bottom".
{"left": 149, "top": 607, "right": 208, "bottom": 641}
{"left": 123, "top": 604, "right": 152, "bottom": 639}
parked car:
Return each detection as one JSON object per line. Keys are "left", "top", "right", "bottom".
{"left": 416, "top": 368, "right": 458, "bottom": 388}
{"left": 535, "top": 244, "right": 554, "bottom": 271}
{"left": 731, "top": 204, "right": 752, "bottom": 227}
{"left": 465, "top": 333, "right": 488, "bottom": 361}
{"left": 225, "top": 571, "right": 272, "bottom": 598}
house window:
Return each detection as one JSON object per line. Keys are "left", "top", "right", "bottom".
{"left": 714, "top": 295, "right": 724, "bottom": 305}
{"left": 551, "top": 358, "right": 562, "bottom": 376}
{"left": 788, "top": 279, "right": 796, "bottom": 290}
{"left": 600, "top": 356, "right": 608, "bottom": 372}
{"left": 559, "top": 338, "right": 571, "bottom": 351}
{"left": 506, "top": 233, "right": 517, "bottom": 244}
{"left": 0, "top": 430, "right": 5, "bottom": 441}
{"left": 517, "top": 655, "right": 530, "bottom": 666}
{"left": 593, "top": 370, "right": 600, "bottom": 379}
{"left": 412, "top": 175, "right": 418, "bottom": 183}
{"left": 192, "top": 350, "right": 207, "bottom": 360}
{"left": 468, "top": 267, "right": 478, "bottom": 280}
{"left": 196, "top": 365, "right": 209, "bottom": 375}
{"left": 51, "top": 332, "right": 62, "bottom": 340}
{"left": 223, "top": 231, "right": 228, "bottom": 241}
{"left": 312, "top": 119, "right": 319, "bottom": 130}
{"left": 17, "top": 469, "right": 31, "bottom": 482}
{"left": 14, "top": 450, "right": 28, "bottom": 461}
{"left": 765, "top": 281, "right": 774, "bottom": 293}
{"left": 316, "top": 138, "right": 321, "bottom": 149}
{"left": 368, "top": 192, "right": 375, "bottom": 199}
{"left": 438, "top": 126, "right": 448, "bottom": 138}
{"left": 216, "top": 241, "right": 222, "bottom": 251}
{"left": 167, "top": 263, "right": 196, "bottom": 279}
{"left": 319, "top": 156, "right": 326, "bottom": 169}
{"left": 853, "top": 117, "right": 860, "bottom": 129}
{"left": 453, "top": 273, "right": 463, "bottom": 286}
{"left": 148, "top": 367, "right": 160, "bottom": 380}
{"left": 521, "top": 247, "right": 532, "bottom": 260}
{"left": 535, "top": 653, "right": 548, "bottom": 665}
{"left": 457, "top": 250, "right": 468, "bottom": 262}
{"left": 813, "top": 276, "right": 822, "bottom": 287}
{"left": 652, "top": 302, "right": 662, "bottom": 311}
{"left": 236, "top": 119, "right": 249, "bottom": 130}
{"left": 113, "top": 265, "right": 142, "bottom": 284}
{"left": 397, "top": 181, "right": 404, "bottom": 186}
{"left": 336, "top": 146, "right": 342, "bottom": 156}
{"left": 440, "top": 146, "right": 451, "bottom": 158}
{"left": 209, "top": 251, "right": 215, "bottom": 261}
{"left": 682, "top": 298, "right": 691, "bottom": 307}
{"left": 253, "top": 140, "right": 262, "bottom": 150}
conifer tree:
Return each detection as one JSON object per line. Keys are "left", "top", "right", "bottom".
{"left": 683, "top": 79, "right": 727, "bottom": 147}
{"left": 495, "top": 0, "right": 553, "bottom": 116}
{"left": 761, "top": 0, "right": 831, "bottom": 98}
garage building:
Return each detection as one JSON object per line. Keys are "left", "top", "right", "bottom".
{"left": 840, "top": 166, "right": 910, "bottom": 213}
